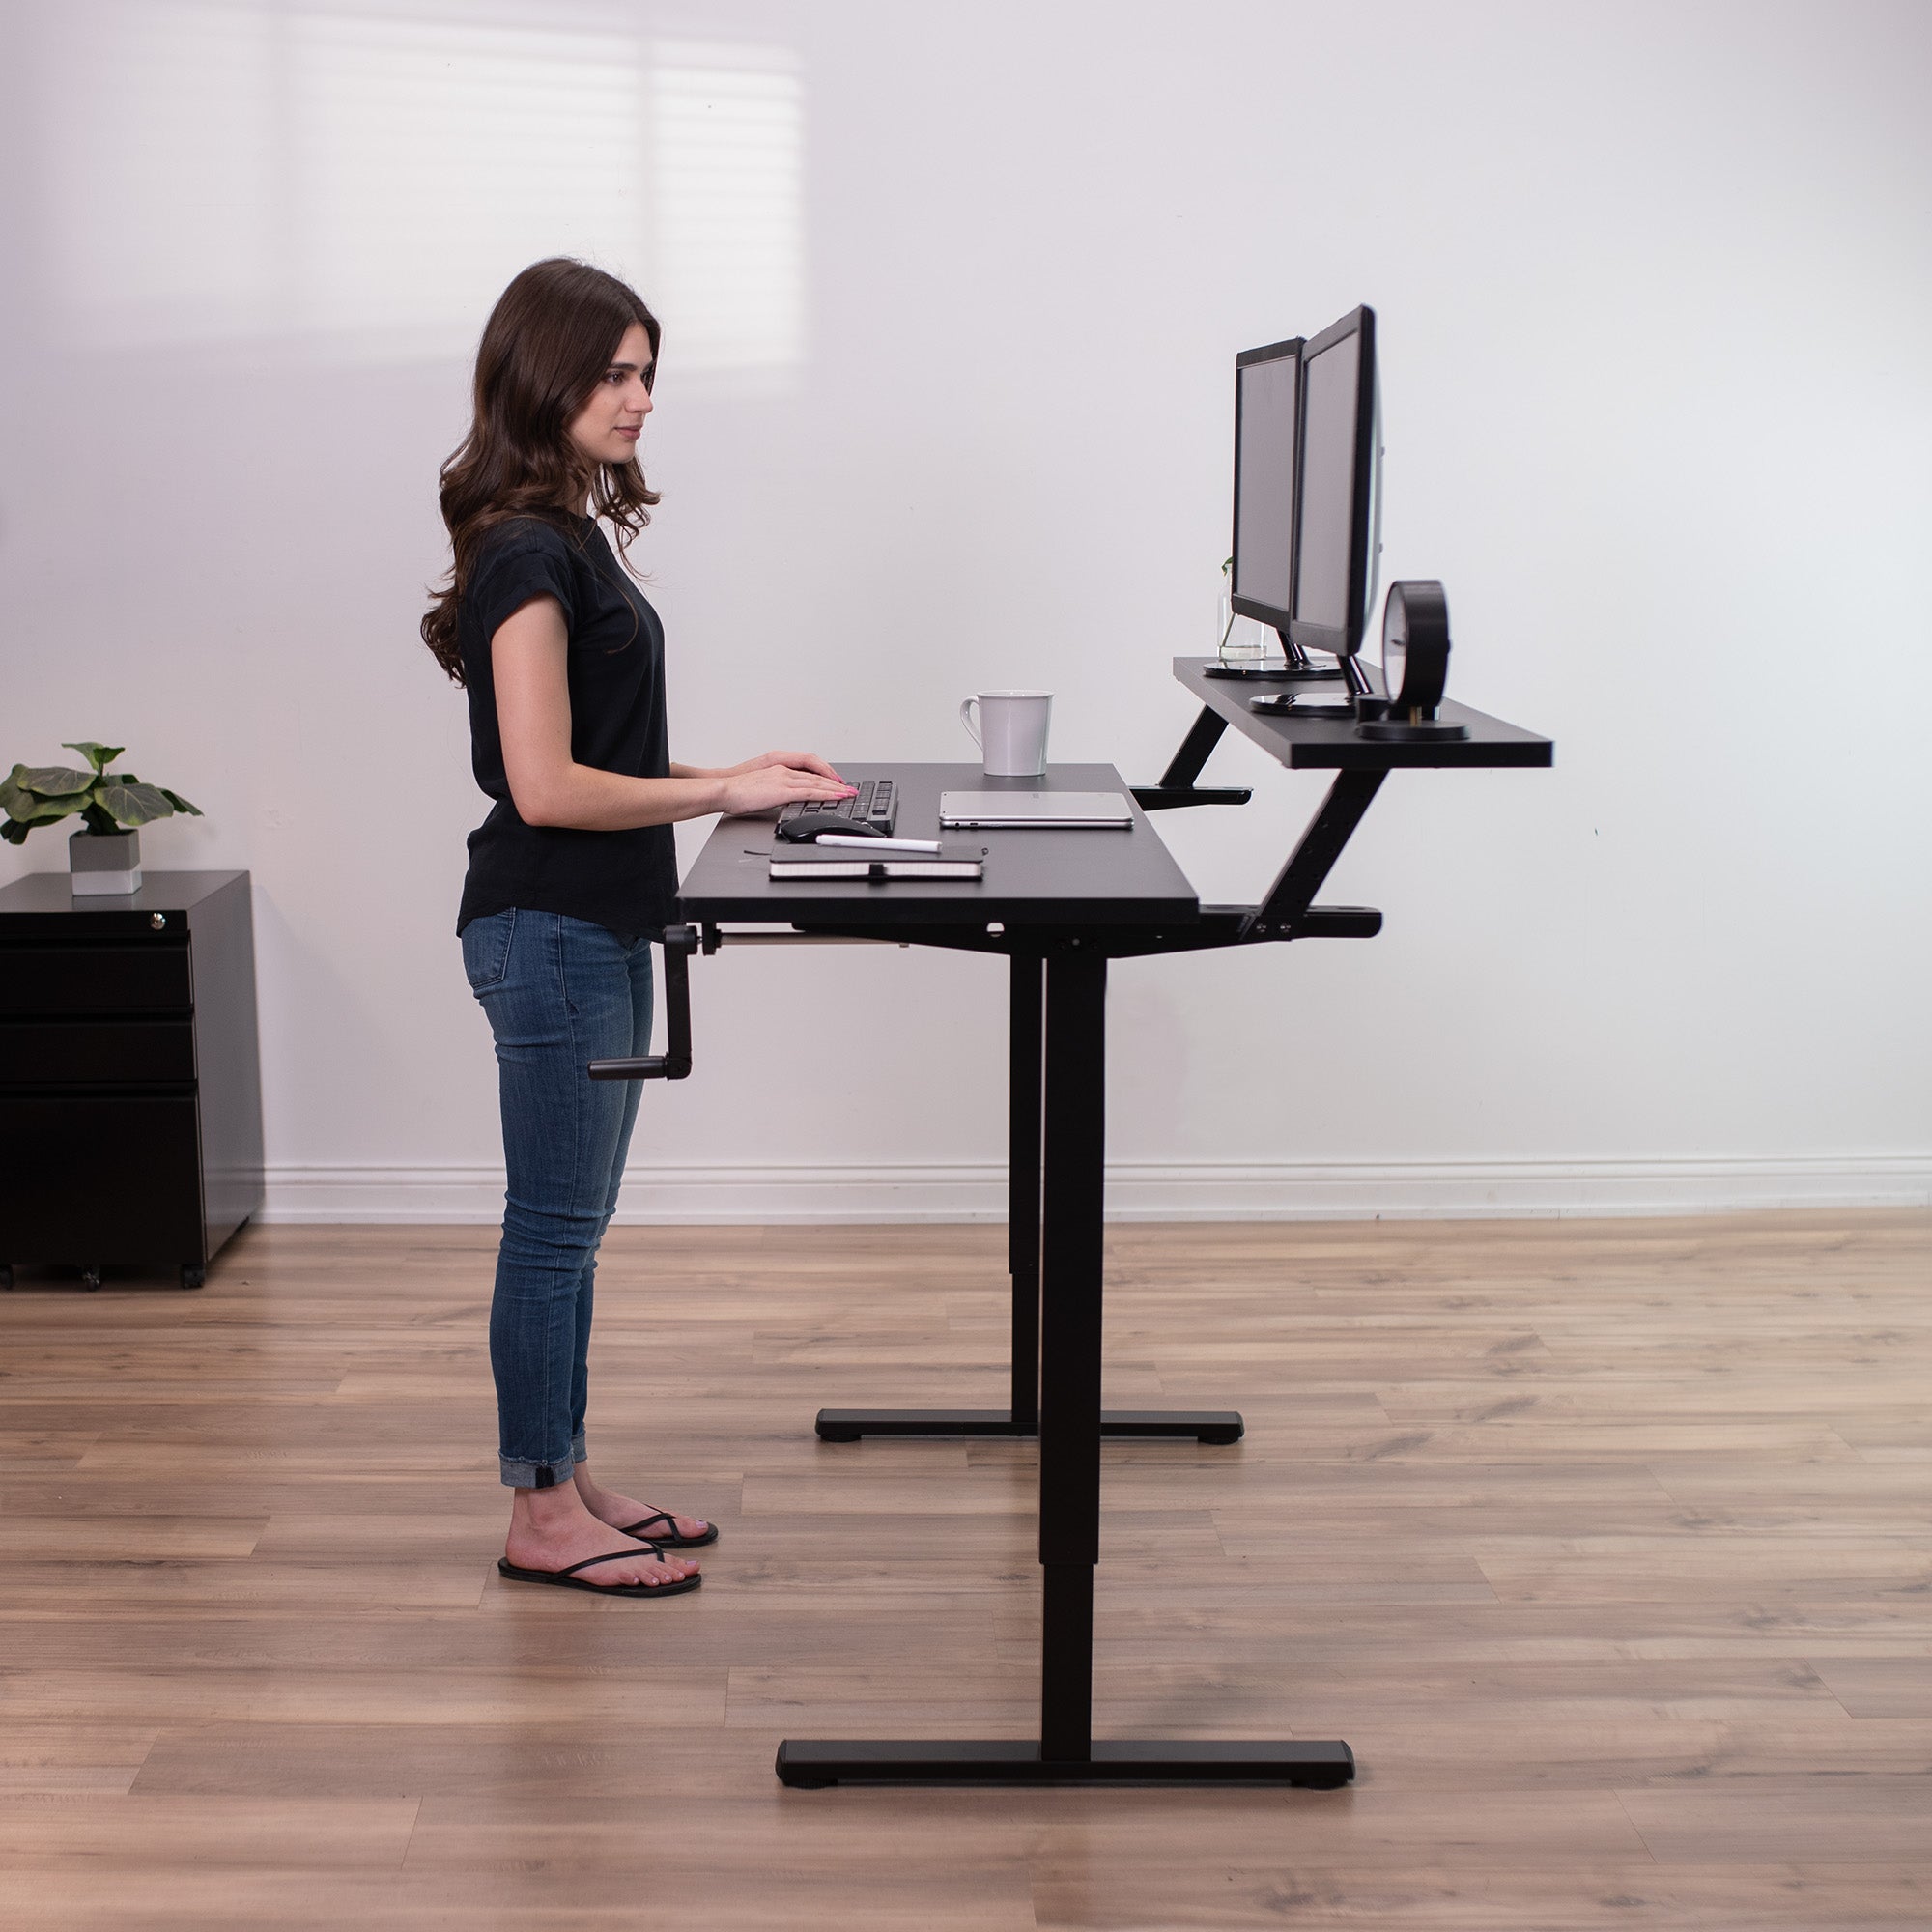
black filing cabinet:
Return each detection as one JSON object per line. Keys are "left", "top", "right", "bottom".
{"left": 0, "top": 869, "right": 264, "bottom": 1289}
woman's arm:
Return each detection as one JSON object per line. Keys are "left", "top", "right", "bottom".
{"left": 493, "top": 598, "right": 851, "bottom": 829}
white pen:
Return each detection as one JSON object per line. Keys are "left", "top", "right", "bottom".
{"left": 810, "top": 834, "right": 945, "bottom": 854}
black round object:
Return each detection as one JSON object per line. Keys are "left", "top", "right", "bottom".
{"left": 1356, "top": 715, "right": 1468, "bottom": 742}
{"left": 1380, "top": 579, "right": 1451, "bottom": 716}
{"left": 181, "top": 1264, "right": 206, "bottom": 1291}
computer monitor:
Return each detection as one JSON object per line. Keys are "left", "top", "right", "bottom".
{"left": 1229, "top": 337, "right": 1301, "bottom": 632}
{"left": 1228, "top": 336, "right": 1340, "bottom": 678}
{"left": 1288, "top": 305, "right": 1381, "bottom": 689}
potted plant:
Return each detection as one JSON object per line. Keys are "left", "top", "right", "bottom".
{"left": 0, "top": 742, "right": 203, "bottom": 895}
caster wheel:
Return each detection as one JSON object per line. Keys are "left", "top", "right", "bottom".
{"left": 81, "top": 1265, "right": 102, "bottom": 1292}
{"left": 180, "top": 1265, "right": 206, "bottom": 1290}
{"left": 0, "top": 1264, "right": 13, "bottom": 1291}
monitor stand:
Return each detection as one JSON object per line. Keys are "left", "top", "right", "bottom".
{"left": 1200, "top": 630, "right": 1344, "bottom": 681}
{"left": 1277, "top": 630, "right": 1342, "bottom": 678}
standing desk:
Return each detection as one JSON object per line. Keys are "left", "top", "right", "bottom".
{"left": 619, "top": 667, "right": 1551, "bottom": 1787}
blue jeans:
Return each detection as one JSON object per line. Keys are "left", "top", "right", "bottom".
{"left": 460, "top": 908, "right": 654, "bottom": 1488}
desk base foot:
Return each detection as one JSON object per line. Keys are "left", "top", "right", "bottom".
{"left": 814, "top": 1407, "right": 1243, "bottom": 1444}
{"left": 776, "top": 1738, "right": 1352, "bottom": 1788}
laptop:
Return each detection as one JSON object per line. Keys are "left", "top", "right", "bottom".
{"left": 938, "top": 791, "right": 1132, "bottom": 829}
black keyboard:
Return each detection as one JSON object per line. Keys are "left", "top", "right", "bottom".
{"left": 775, "top": 779, "right": 898, "bottom": 842}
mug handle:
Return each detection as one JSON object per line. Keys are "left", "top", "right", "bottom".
{"left": 959, "top": 696, "right": 981, "bottom": 748}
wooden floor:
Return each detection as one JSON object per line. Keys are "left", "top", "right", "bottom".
{"left": 1, "top": 1212, "right": 1930, "bottom": 1929}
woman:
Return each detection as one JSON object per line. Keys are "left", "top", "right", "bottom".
{"left": 423, "top": 258, "right": 852, "bottom": 1598}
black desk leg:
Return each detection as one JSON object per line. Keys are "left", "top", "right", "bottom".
{"left": 815, "top": 950, "right": 1242, "bottom": 1447}
{"left": 779, "top": 949, "right": 1353, "bottom": 1789}
{"left": 1037, "top": 946, "right": 1107, "bottom": 1762}
{"left": 1010, "top": 948, "right": 1044, "bottom": 1434}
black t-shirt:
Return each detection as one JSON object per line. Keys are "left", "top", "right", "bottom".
{"left": 455, "top": 515, "right": 679, "bottom": 940}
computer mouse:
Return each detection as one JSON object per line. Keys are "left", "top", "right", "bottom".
{"left": 774, "top": 812, "right": 889, "bottom": 843}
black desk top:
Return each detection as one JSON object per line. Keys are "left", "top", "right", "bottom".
{"left": 678, "top": 764, "right": 1198, "bottom": 928}
{"left": 0, "top": 869, "right": 248, "bottom": 937}
{"left": 1175, "top": 658, "right": 1553, "bottom": 770}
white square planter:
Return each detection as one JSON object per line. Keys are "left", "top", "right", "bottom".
{"left": 69, "top": 828, "right": 142, "bottom": 895}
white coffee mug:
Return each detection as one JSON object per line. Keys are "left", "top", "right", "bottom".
{"left": 960, "top": 690, "right": 1052, "bottom": 777}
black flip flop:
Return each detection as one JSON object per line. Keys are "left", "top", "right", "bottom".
{"left": 617, "top": 1509, "right": 720, "bottom": 1549}
{"left": 497, "top": 1547, "right": 702, "bottom": 1597}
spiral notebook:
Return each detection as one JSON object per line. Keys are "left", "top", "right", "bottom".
{"left": 769, "top": 855, "right": 984, "bottom": 881}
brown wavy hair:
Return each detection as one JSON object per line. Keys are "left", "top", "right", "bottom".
{"left": 421, "top": 258, "right": 661, "bottom": 685}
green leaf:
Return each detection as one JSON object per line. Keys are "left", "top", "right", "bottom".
{"left": 0, "top": 819, "right": 27, "bottom": 845}
{"left": 62, "top": 742, "right": 124, "bottom": 773}
{"left": 10, "top": 789, "right": 83, "bottom": 825}
{"left": 95, "top": 781, "right": 176, "bottom": 827}
{"left": 1, "top": 768, "right": 60, "bottom": 824}
{"left": 158, "top": 788, "right": 204, "bottom": 817}
{"left": 18, "top": 764, "right": 96, "bottom": 798}
{"left": 81, "top": 801, "right": 120, "bottom": 837}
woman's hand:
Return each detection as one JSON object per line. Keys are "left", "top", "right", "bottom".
{"left": 722, "top": 750, "right": 847, "bottom": 784}
{"left": 713, "top": 759, "right": 855, "bottom": 817}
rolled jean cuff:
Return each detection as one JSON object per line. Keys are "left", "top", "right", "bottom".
{"left": 500, "top": 1452, "right": 579, "bottom": 1491}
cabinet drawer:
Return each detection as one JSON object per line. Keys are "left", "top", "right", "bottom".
{"left": 0, "top": 1093, "right": 205, "bottom": 1263}
{"left": 0, "top": 943, "right": 191, "bottom": 1015}
{"left": 0, "top": 1018, "right": 196, "bottom": 1085}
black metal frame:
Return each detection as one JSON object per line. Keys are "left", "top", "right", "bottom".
{"left": 776, "top": 928, "right": 1357, "bottom": 1789}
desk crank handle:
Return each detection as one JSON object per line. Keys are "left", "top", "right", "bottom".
{"left": 586, "top": 923, "right": 697, "bottom": 1082}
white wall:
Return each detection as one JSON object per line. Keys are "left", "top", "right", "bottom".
{"left": 3, "top": 0, "right": 1927, "bottom": 1222}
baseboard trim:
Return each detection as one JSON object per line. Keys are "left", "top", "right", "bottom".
{"left": 257, "top": 1156, "right": 1932, "bottom": 1226}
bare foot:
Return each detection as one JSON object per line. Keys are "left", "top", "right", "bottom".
{"left": 505, "top": 1486, "right": 699, "bottom": 1589}
{"left": 574, "top": 1463, "right": 712, "bottom": 1544}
